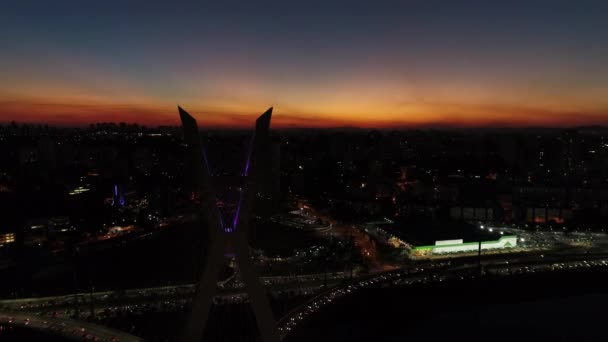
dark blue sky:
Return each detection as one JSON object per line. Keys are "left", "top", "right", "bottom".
{"left": 1, "top": 1, "right": 608, "bottom": 127}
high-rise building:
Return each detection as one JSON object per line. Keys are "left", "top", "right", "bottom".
{"left": 38, "top": 137, "right": 57, "bottom": 170}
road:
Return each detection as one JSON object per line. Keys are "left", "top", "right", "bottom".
{"left": 0, "top": 273, "right": 351, "bottom": 316}
{"left": 4, "top": 251, "right": 608, "bottom": 341}
{"left": 295, "top": 199, "right": 396, "bottom": 271}
{"left": 0, "top": 312, "right": 144, "bottom": 341}
{"left": 277, "top": 252, "right": 608, "bottom": 340}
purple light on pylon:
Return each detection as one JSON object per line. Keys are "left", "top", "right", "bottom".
{"left": 216, "top": 202, "right": 228, "bottom": 233}
{"left": 233, "top": 195, "right": 243, "bottom": 230}
{"left": 244, "top": 133, "right": 254, "bottom": 176}
{"left": 236, "top": 133, "right": 254, "bottom": 227}
{"left": 201, "top": 145, "right": 226, "bottom": 232}
{"left": 218, "top": 207, "right": 228, "bottom": 233}
{"left": 202, "top": 147, "right": 211, "bottom": 174}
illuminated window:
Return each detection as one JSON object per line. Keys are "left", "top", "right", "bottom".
{"left": 0, "top": 233, "right": 16, "bottom": 245}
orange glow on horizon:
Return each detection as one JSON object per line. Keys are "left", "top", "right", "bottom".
{"left": 3, "top": 2, "right": 608, "bottom": 130}
{"left": 1, "top": 98, "right": 607, "bottom": 129}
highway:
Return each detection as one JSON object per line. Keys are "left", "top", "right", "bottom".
{"left": 4, "top": 252, "right": 608, "bottom": 341}
{"left": 0, "top": 312, "right": 144, "bottom": 341}
{"left": 0, "top": 273, "right": 351, "bottom": 316}
{"left": 277, "top": 252, "right": 608, "bottom": 340}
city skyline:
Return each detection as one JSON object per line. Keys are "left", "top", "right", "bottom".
{"left": 2, "top": 1, "right": 608, "bottom": 128}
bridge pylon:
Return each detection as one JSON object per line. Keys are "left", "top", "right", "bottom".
{"left": 178, "top": 106, "right": 280, "bottom": 342}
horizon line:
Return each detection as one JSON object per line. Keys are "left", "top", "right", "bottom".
{"left": 1, "top": 120, "right": 607, "bottom": 132}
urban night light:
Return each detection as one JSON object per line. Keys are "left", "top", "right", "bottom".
{"left": 1, "top": 2, "right": 608, "bottom": 342}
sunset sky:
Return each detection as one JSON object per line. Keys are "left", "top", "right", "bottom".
{"left": 1, "top": 1, "right": 608, "bottom": 128}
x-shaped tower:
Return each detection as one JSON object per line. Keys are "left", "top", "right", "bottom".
{"left": 178, "top": 106, "right": 280, "bottom": 342}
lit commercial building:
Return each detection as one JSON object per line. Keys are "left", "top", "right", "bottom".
{"left": 411, "top": 235, "right": 517, "bottom": 256}
{"left": 384, "top": 219, "right": 517, "bottom": 257}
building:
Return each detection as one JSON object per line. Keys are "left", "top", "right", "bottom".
{"left": 387, "top": 219, "right": 517, "bottom": 256}
{"left": 411, "top": 235, "right": 517, "bottom": 256}
{"left": 0, "top": 232, "right": 16, "bottom": 247}
{"left": 525, "top": 207, "right": 572, "bottom": 224}
{"left": 450, "top": 206, "right": 495, "bottom": 221}
{"left": 24, "top": 219, "right": 48, "bottom": 246}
